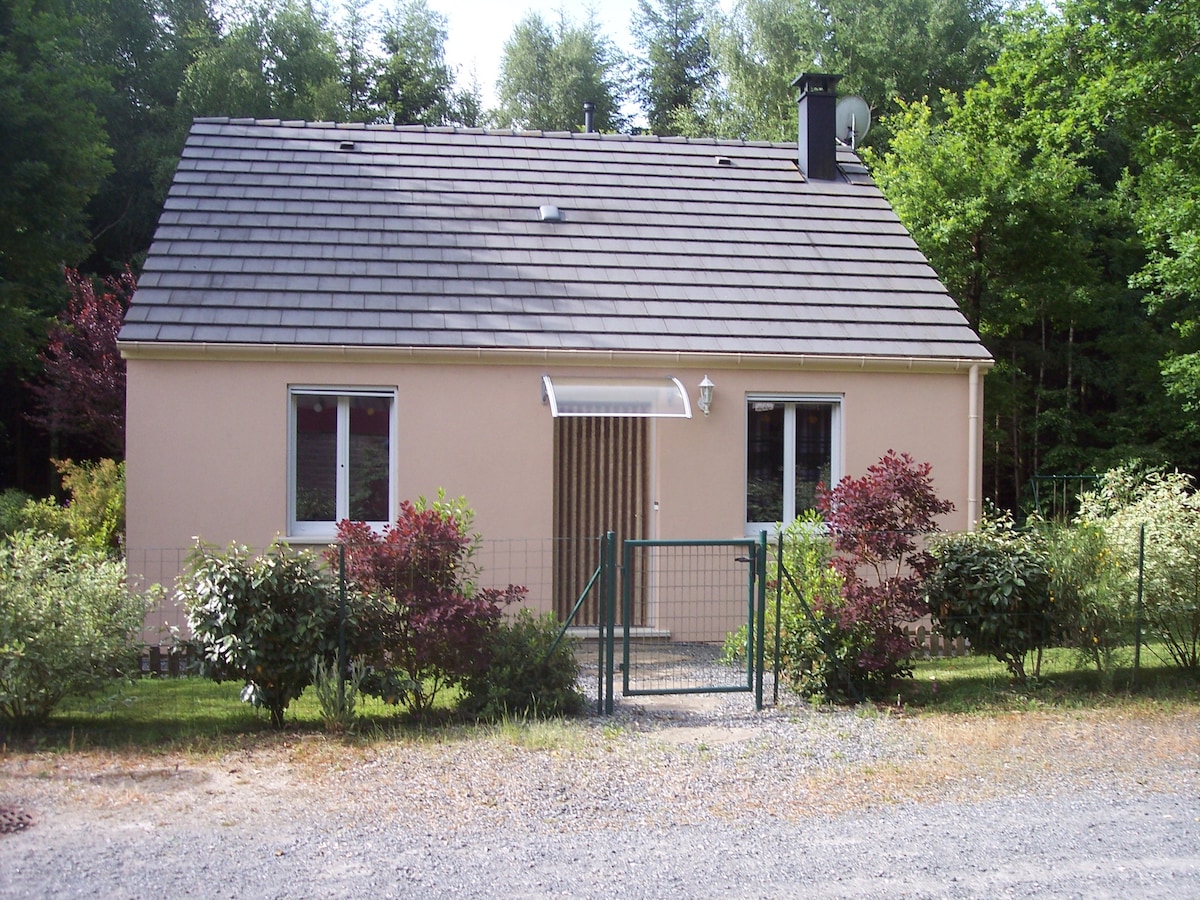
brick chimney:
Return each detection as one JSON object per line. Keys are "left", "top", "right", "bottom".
{"left": 792, "top": 73, "right": 842, "bottom": 181}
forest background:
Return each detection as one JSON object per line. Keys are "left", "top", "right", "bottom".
{"left": 3, "top": 0, "right": 1198, "bottom": 513}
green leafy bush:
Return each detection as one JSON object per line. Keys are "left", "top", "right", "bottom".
{"left": 926, "top": 511, "right": 1056, "bottom": 682}
{"left": 723, "top": 513, "right": 848, "bottom": 698}
{"left": 0, "top": 531, "right": 148, "bottom": 725}
{"left": 0, "top": 489, "right": 31, "bottom": 537}
{"left": 1078, "top": 468, "right": 1200, "bottom": 672}
{"left": 1039, "top": 518, "right": 1133, "bottom": 686}
{"left": 176, "top": 540, "right": 338, "bottom": 728}
{"left": 459, "top": 609, "right": 585, "bottom": 721}
{"left": 770, "top": 514, "right": 850, "bottom": 698}
{"left": 12, "top": 459, "right": 125, "bottom": 553}
{"left": 310, "top": 656, "right": 367, "bottom": 734}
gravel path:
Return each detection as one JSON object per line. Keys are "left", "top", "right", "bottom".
{"left": 1, "top": 689, "right": 1198, "bottom": 898}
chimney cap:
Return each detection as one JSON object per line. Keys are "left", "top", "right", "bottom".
{"left": 791, "top": 72, "right": 843, "bottom": 96}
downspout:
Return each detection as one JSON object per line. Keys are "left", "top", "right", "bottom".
{"left": 968, "top": 364, "right": 981, "bottom": 530}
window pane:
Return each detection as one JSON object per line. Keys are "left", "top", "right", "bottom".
{"left": 794, "top": 404, "right": 832, "bottom": 514}
{"left": 746, "top": 402, "right": 784, "bottom": 523}
{"left": 295, "top": 394, "right": 336, "bottom": 522}
{"left": 348, "top": 395, "right": 390, "bottom": 522}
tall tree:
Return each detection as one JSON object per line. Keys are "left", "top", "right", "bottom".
{"left": 339, "top": 0, "right": 376, "bottom": 122}
{"left": 712, "top": 0, "right": 1003, "bottom": 142}
{"left": 1099, "top": 0, "right": 1200, "bottom": 423}
{"left": 493, "top": 12, "right": 628, "bottom": 132}
{"left": 178, "top": 0, "right": 346, "bottom": 121}
{"left": 630, "top": 0, "right": 715, "bottom": 135}
{"left": 871, "top": 4, "right": 1183, "bottom": 508}
{"left": 374, "top": 0, "right": 459, "bottom": 125}
{"left": 70, "top": 0, "right": 218, "bottom": 272}
{"left": 0, "top": 0, "right": 112, "bottom": 376}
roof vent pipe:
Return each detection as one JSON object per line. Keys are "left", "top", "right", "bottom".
{"left": 792, "top": 73, "right": 842, "bottom": 181}
{"left": 583, "top": 100, "right": 595, "bottom": 134}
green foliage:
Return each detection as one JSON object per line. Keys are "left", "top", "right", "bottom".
{"left": 493, "top": 11, "right": 628, "bottom": 132}
{"left": 711, "top": 0, "right": 1002, "bottom": 143}
{"left": 926, "top": 511, "right": 1056, "bottom": 682}
{"left": 0, "top": 531, "right": 148, "bottom": 725}
{"left": 459, "top": 609, "right": 585, "bottom": 722}
{"left": 176, "top": 540, "right": 338, "bottom": 728}
{"left": 374, "top": 0, "right": 476, "bottom": 126}
{"left": 720, "top": 513, "right": 839, "bottom": 682}
{"left": 1078, "top": 467, "right": 1200, "bottom": 673}
{"left": 179, "top": 0, "right": 346, "bottom": 120}
{"left": 0, "top": 0, "right": 112, "bottom": 375}
{"left": 14, "top": 458, "right": 125, "bottom": 552}
{"left": 768, "top": 513, "right": 849, "bottom": 699}
{"left": 869, "top": 2, "right": 1200, "bottom": 506}
{"left": 630, "top": 0, "right": 715, "bottom": 136}
{"left": 1039, "top": 518, "right": 1133, "bottom": 687}
{"left": 0, "top": 489, "right": 31, "bottom": 537}
{"left": 56, "top": 458, "right": 125, "bottom": 551}
{"left": 309, "top": 655, "right": 367, "bottom": 733}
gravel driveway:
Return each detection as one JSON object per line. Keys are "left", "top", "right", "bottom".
{"left": 1, "top": 690, "right": 1198, "bottom": 898}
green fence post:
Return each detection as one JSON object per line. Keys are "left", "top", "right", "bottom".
{"left": 604, "top": 531, "right": 616, "bottom": 716}
{"left": 338, "top": 543, "right": 347, "bottom": 707}
{"left": 773, "top": 529, "right": 783, "bottom": 706}
{"left": 1133, "top": 523, "right": 1145, "bottom": 687}
{"left": 755, "top": 531, "right": 768, "bottom": 710}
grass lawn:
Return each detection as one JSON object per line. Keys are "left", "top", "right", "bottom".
{"left": 3, "top": 643, "right": 1196, "bottom": 754}
{"left": 906, "top": 642, "right": 1200, "bottom": 712}
{"left": 4, "top": 678, "right": 456, "bottom": 754}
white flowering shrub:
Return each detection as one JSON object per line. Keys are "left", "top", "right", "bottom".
{"left": 1078, "top": 468, "right": 1200, "bottom": 672}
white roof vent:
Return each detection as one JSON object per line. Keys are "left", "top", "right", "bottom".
{"left": 539, "top": 205, "right": 563, "bottom": 222}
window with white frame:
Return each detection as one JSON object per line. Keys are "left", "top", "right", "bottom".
{"left": 289, "top": 388, "right": 396, "bottom": 537}
{"left": 746, "top": 397, "right": 842, "bottom": 531}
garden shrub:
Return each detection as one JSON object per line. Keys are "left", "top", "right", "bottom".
{"left": 816, "top": 450, "right": 954, "bottom": 699}
{"left": 332, "top": 494, "right": 526, "bottom": 718}
{"left": 12, "top": 459, "right": 125, "bottom": 553}
{"left": 723, "top": 512, "right": 848, "bottom": 697}
{"left": 1038, "top": 518, "right": 1133, "bottom": 686}
{"left": 310, "top": 656, "right": 367, "bottom": 734}
{"left": 1078, "top": 467, "right": 1200, "bottom": 672}
{"left": 459, "top": 609, "right": 585, "bottom": 721}
{"left": 176, "top": 540, "right": 338, "bottom": 728}
{"left": 0, "top": 531, "right": 148, "bottom": 725}
{"left": 926, "top": 511, "right": 1056, "bottom": 682}
{"left": 0, "top": 489, "right": 31, "bottom": 537}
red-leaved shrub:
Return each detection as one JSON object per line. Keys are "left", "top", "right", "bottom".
{"left": 815, "top": 450, "right": 954, "bottom": 697}
{"left": 331, "top": 497, "right": 524, "bottom": 717}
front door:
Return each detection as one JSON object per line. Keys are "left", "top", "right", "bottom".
{"left": 553, "top": 417, "right": 649, "bottom": 625}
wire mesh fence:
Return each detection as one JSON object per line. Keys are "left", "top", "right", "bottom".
{"left": 127, "top": 520, "right": 1184, "bottom": 707}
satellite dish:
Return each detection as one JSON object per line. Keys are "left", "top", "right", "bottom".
{"left": 836, "top": 96, "right": 872, "bottom": 148}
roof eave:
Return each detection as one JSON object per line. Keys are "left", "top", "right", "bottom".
{"left": 117, "top": 340, "right": 995, "bottom": 374}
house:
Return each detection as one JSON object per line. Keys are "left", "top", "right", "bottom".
{"left": 120, "top": 74, "right": 992, "bottom": 641}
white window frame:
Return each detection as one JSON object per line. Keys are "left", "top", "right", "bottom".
{"left": 745, "top": 394, "right": 843, "bottom": 536}
{"left": 287, "top": 386, "right": 397, "bottom": 539}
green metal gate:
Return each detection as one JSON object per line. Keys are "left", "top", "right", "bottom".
{"left": 595, "top": 533, "right": 768, "bottom": 713}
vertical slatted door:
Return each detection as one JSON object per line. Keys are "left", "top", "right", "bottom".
{"left": 553, "top": 417, "right": 649, "bottom": 625}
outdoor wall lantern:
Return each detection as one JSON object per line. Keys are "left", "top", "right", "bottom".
{"left": 697, "top": 375, "right": 715, "bottom": 417}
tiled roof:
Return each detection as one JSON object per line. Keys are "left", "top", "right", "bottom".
{"left": 120, "top": 118, "right": 990, "bottom": 361}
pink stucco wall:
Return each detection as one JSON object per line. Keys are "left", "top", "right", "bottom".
{"left": 124, "top": 350, "right": 985, "bottom": 641}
